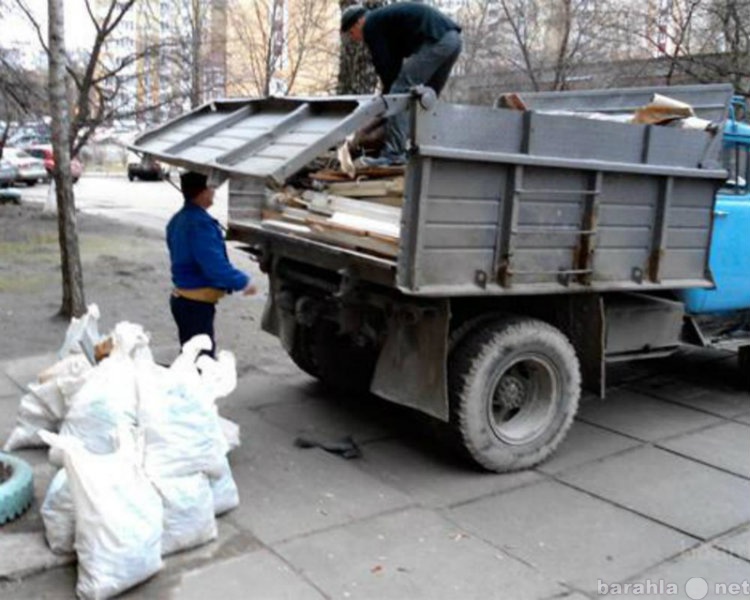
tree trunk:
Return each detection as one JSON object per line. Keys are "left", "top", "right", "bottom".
{"left": 48, "top": 0, "right": 86, "bottom": 318}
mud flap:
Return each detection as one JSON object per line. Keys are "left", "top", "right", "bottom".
{"left": 370, "top": 299, "right": 450, "bottom": 421}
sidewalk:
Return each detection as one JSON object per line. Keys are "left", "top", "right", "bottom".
{"left": 0, "top": 347, "right": 748, "bottom": 599}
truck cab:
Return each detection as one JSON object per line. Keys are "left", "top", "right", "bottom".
{"left": 682, "top": 104, "right": 750, "bottom": 315}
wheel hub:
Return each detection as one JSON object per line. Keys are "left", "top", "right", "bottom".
{"left": 495, "top": 375, "right": 528, "bottom": 410}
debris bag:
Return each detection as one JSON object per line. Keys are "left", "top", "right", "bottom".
{"left": 209, "top": 456, "right": 240, "bottom": 516}
{"left": 38, "top": 354, "right": 92, "bottom": 384}
{"left": 40, "top": 429, "right": 163, "bottom": 600}
{"left": 3, "top": 379, "right": 67, "bottom": 451}
{"left": 41, "top": 469, "right": 75, "bottom": 555}
{"left": 58, "top": 304, "right": 102, "bottom": 359}
{"left": 139, "top": 335, "right": 228, "bottom": 480}
{"left": 58, "top": 323, "right": 149, "bottom": 455}
{"left": 152, "top": 474, "right": 217, "bottom": 556}
{"left": 218, "top": 416, "right": 241, "bottom": 452}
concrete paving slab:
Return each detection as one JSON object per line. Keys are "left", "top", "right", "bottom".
{"left": 536, "top": 421, "right": 642, "bottom": 475}
{"left": 603, "top": 546, "right": 750, "bottom": 600}
{"left": 0, "top": 372, "right": 23, "bottom": 398}
{"left": 257, "top": 396, "right": 396, "bottom": 445}
{"left": 736, "top": 413, "right": 750, "bottom": 426}
{"left": 221, "top": 371, "right": 319, "bottom": 411}
{"left": 225, "top": 413, "right": 411, "bottom": 545}
{"left": 355, "top": 437, "right": 541, "bottom": 508}
{"left": 0, "top": 393, "right": 20, "bottom": 445}
{"left": 577, "top": 388, "right": 721, "bottom": 442}
{"left": 0, "top": 564, "right": 76, "bottom": 599}
{"left": 276, "top": 507, "right": 565, "bottom": 600}
{"left": 447, "top": 480, "right": 693, "bottom": 591}
{"left": 0, "top": 532, "right": 74, "bottom": 580}
{"left": 3, "top": 353, "right": 57, "bottom": 388}
{"left": 140, "top": 549, "right": 326, "bottom": 600}
{"left": 560, "top": 446, "right": 750, "bottom": 539}
{"left": 714, "top": 525, "right": 750, "bottom": 562}
{"left": 628, "top": 376, "right": 750, "bottom": 418}
{"left": 658, "top": 421, "right": 750, "bottom": 478}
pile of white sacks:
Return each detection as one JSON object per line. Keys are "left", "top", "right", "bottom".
{"left": 3, "top": 305, "right": 242, "bottom": 600}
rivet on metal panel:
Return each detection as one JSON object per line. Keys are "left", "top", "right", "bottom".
{"left": 631, "top": 267, "right": 644, "bottom": 284}
{"left": 475, "top": 270, "right": 488, "bottom": 289}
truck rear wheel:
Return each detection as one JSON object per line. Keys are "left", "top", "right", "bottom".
{"left": 449, "top": 317, "right": 581, "bottom": 472}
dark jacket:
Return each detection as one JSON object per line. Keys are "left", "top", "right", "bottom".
{"left": 363, "top": 2, "right": 461, "bottom": 93}
{"left": 166, "top": 202, "right": 249, "bottom": 291}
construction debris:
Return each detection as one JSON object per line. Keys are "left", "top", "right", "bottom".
{"left": 260, "top": 159, "right": 405, "bottom": 258}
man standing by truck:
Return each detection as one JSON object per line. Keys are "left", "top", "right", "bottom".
{"left": 341, "top": 2, "right": 462, "bottom": 166}
{"left": 167, "top": 171, "right": 256, "bottom": 356}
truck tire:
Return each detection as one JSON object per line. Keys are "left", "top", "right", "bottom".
{"left": 449, "top": 317, "right": 581, "bottom": 472}
{"left": 312, "top": 321, "right": 377, "bottom": 394}
{"left": 0, "top": 452, "right": 34, "bottom": 525}
{"left": 289, "top": 325, "right": 319, "bottom": 378}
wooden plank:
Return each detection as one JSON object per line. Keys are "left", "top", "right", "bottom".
{"left": 326, "top": 177, "right": 404, "bottom": 198}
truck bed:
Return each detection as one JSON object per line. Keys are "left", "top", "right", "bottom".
{"left": 129, "top": 84, "right": 735, "bottom": 297}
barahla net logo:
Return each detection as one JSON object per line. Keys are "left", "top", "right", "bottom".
{"left": 598, "top": 577, "right": 750, "bottom": 598}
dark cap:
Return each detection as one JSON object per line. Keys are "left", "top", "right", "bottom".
{"left": 180, "top": 171, "right": 208, "bottom": 201}
{"left": 341, "top": 5, "right": 366, "bottom": 32}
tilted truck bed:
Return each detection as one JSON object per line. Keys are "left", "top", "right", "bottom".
{"left": 130, "top": 84, "right": 735, "bottom": 297}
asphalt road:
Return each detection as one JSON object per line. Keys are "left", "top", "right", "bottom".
{"left": 17, "top": 174, "right": 230, "bottom": 233}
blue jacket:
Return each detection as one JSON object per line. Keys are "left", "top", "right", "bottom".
{"left": 166, "top": 202, "right": 249, "bottom": 291}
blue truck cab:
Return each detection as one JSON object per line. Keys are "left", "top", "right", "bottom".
{"left": 682, "top": 99, "right": 750, "bottom": 315}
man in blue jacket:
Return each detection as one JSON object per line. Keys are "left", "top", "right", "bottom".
{"left": 341, "top": 2, "right": 462, "bottom": 166}
{"left": 167, "top": 171, "right": 256, "bottom": 355}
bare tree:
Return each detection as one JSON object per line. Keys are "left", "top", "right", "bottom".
{"left": 48, "top": 0, "right": 85, "bottom": 317}
{"left": 227, "top": 0, "right": 337, "bottom": 97}
{"left": 0, "top": 50, "right": 47, "bottom": 154}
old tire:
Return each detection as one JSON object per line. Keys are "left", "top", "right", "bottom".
{"left": 289, "top": 325, "right": 319, "bottom": 378}
{"left": 449, "top": 317, "right": 581, "bottom": 472}
{"left": 0, "top": 452, "right": 34, "bottom": 525}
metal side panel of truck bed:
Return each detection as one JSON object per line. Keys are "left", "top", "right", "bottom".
{"left": 130, "top": 84, "right": 735, "bottom": 297}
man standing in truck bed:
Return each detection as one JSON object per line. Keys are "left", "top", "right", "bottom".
{"left": 341, "top": 2, "right": 462, "bottom": 167}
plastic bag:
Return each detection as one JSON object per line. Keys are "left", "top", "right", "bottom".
{"left": 58, "top": 304, "right": 102, "bottom": 359}
{"left": 138, "top": 336, "right": 228, "bottom": 480}
{"left": 59, "top": 357, "right": 138, "bottom": 455}
{"left": 58, "top": 323, "right": 149, "bottom": 455}
{"left": 38, "top": 354, "right": 92, "bottom": 384}
{"left": 3, "top": 379, "right": 66, "bottom": 451}
{"left": 41, "top": 429, "right": 163, "bottom": 600}
{"left": 152, "top": 474, "right": 217, "bottom": 556}
{"left": 209, "top": 456, "right": 240, "bottom": 516}
{"left": 41, "top": 469, "right": 75, "bottom": 554}
{"left": 218, "top": 416, "right": 241, "bottom": 452}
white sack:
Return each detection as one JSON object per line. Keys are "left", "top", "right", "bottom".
{"left": 41, "top": 429, "right": 163, "bottom": 600}
{"left": 41, "top": 469, "right": 76, "bottom": 554}
{"left": 218, "top": 416, "right": 241, "bottom": 452}
{"left": 210, "top": 456, "right": 240, "bottom": 516}
{"left": 58, "top": 304, "right": 102, "bottom": 359}
{"left": 3, "top": 379, "right": 66, "bottom": 451}
{"left": 38, "top": 354, "right": 92, "bottom": 384}
{"left": 152, "top": 474, "right": 217, "bottom": 556}
{"left": 58, "top": 323, "right": 149, "bottom": 455}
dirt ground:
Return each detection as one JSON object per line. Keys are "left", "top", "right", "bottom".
{"left": 0, "top": 202, "right": 282, "bottom": 376}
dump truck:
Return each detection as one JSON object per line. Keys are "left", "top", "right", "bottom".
{"left": 130, "top": 83, "right": 750, "bottom": 472}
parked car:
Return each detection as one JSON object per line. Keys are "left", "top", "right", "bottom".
{"left": 2, "top": 148, "right": 46, "bottom": 186}
{"left": 0, "top": 158, "right": 18, "bottom": 187}
{"left": 127, "top": 156, "right": 169, "bottom": 181}
{"left": 24, "top": 144, "right": 83, "bottom": 183}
